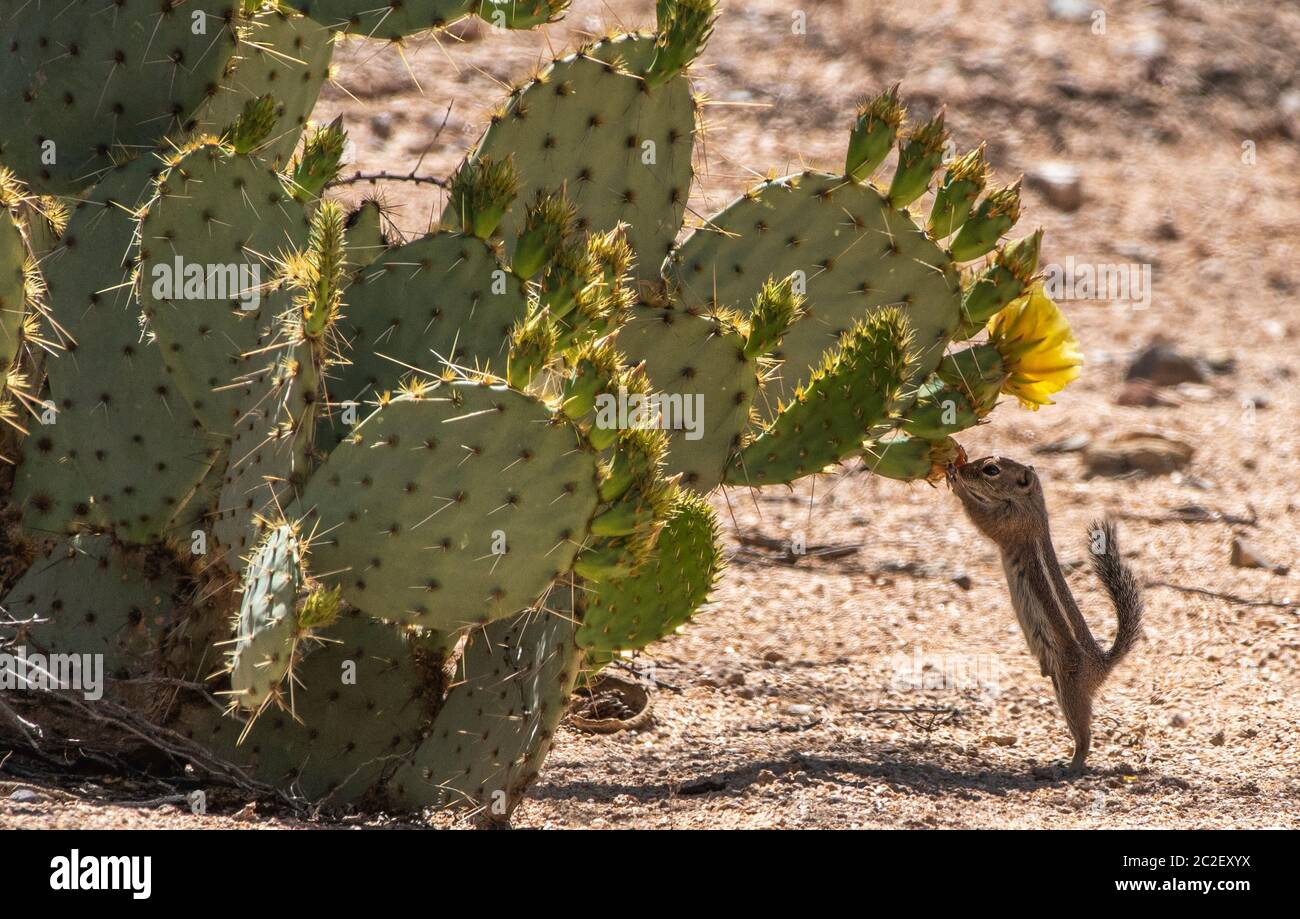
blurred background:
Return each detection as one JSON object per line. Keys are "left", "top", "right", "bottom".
{"left": 309, "top": 0, "right": 1299, "bottom": 827}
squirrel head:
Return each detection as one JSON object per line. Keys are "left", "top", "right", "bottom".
{"left": 947, "top": 455, "right": 1048, "bottom": 546}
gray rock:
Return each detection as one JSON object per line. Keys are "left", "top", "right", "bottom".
{"left": 1126, "top": 341, "right": 1208, "bottom": 386}
{"left": 1115, "top": 379, "right": 1174, "bottom": 407}
{"left": 1083, "top": 431, "right": 1194, "bottom": 477}
{"left": 1280, "top": 89, "right": 1300, "bottom": 140}
{"left": 8, "top": 788, "right": 41, "bottom": 803}
{"left": 370, "top": 113, "right": 394, "bottom": 141}
{"left": 1027, "top": 162, "right": 1084, "bottom": 212}
{"left": 1047, "top": 0, "right": 1094, "bottom": 22}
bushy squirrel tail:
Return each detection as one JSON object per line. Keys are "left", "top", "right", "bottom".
{"left": 1088, "top": 519, "right": 1144, "bottom": 669}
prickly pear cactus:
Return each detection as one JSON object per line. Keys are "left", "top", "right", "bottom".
{"left": 0, "top": 1, "right": 243, "bottom": 194}
{"left": 296, "top": 383, "right": 600, "bottom": 630}
{"left": 0, "top": 534, "right": 175, "bottom": 682}
{"left": 331, "top": 233, "right": 529, "bottom": 402}
{"left": 0, "top": 0, "right": 1082, "bottom": 825}
{"left": 456, "top": 22, "right": 699, "bottom": 280}
{"left": 387, "top": 592, "right": 583, "bottom": 817}
{"left": 13, "top": 156, "right": 223, "bottom": 543}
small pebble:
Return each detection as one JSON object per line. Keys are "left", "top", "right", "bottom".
{"left": 1230, "top": 537, "right": 1289, "bottom": 575}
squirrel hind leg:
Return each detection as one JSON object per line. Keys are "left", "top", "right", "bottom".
{"left": 1057, "top": 676, "right": 1093, "bottom": 773}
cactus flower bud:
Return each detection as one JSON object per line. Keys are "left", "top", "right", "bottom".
{"left": 949, "top": 179, "right": 1023, "bottom": 262}
{"left": 927, "top": 144, "right": 989, "bottom": 239}
{"left": 225, "top": 94, "right": 278, "bottom": 155}
{"left": 512, "top": 189, "right": 575, "bottom": 279}
{"left": 846, "top": 84, "right": 905, "bottom": 182}
{"left": 291, "top": 116, "right": 347, "bottom": 201}
{"left": 645, "top": 0, "right": 718, "bottom": 89}
{"left": 450, "top": 154, "right": 520, "bottom": 240}
{"left": 887, "top": 110, "right": 948, "bottom": 208}
{"left": 744, "top": 275, "right": 804, "bottom": 359}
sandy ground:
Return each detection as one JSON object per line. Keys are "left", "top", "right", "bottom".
{"left": 3, "top": 0, "right": 1298, "bottom": 829}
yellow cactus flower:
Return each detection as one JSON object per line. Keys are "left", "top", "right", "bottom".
{"left": 986, "top": 283, "right": 1082, "bottom": 409}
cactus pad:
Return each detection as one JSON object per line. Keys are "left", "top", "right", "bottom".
{"left": 295, "top": 383, "right": 598, "bottom": 630}
{"left": 332, "top": 233, "right": 527, "bottom": 403}
{"left": 0, "top": 1, "right": 241, "bottom": 194}
{"left": 139, "top": 141, "right": 311, "bottom": 433}
{"left": 577, "top": 490, "right": 721, "bottom": 653}
{"left": 13, "top": 156, "right": 222, "bottom": 543}
{"left": 0, "top": 534, "right": 177, "bottom": 681}
{"left": 667, "top": 172, "right": 962, "bottom": 414}
{"left": 212, "top": 338, "right": 319, "bottom": 571}
{"left": 195, "top": 7, "right": 336, "bottom": 169}
{"left": 726, "top": 308, "right": 916, "bottom": 486}
{"left": 612, "top": 302, "right": 757, "bottom": 491}
{"left": 460, "top": 35, "right": 695, "bottom": 281}
{"left": 283, "top": 0, "right": 476, "bottom": 39}
{"left": 228, "top": 524, "right": 304, "bottom": 711}
{"left": 386, "top": 594, "right": 581, "bottom": 817}
{"left": 181, "top": 608, "right": 427, "bottom": 803}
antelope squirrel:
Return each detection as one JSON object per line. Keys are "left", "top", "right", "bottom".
{"left": 948, "top": 455, "right": 1144, "bottom": 772}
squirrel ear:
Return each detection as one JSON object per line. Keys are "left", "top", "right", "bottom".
{"left": 1017, "top": 469, "right": 1032, "bottom": 489}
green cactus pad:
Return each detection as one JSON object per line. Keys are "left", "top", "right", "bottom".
{"left": 666, "top": 171, "right": 962, "bottom": 416}
{"left": 283, "top": 0, "right": 476, "bottom": 38}
{"left": 456, "top": 35, "right": 695, "bottom": 281}
{"left": 477, "top": 0, "right": 570, "bottom": 30}
{"left": 193, "top": 7, "right": 336, "bottom": 169}
{"left": 332, "top": 232, "right": 527, "bottom": 403}
{"left": 862, "top": 434, "right": 961, "bottom": 482}
{"left": 212, "top": 338, "right": 319, "bottom": 571}
{"left": 295, "top": 383, "right": 599, "bottom": 630}
{"left": 899, "top": 375, "right": 980, "bottom": 440}
{"left": 612, "top": 302, "right": 757, "bottom": 492}
{"left": 139, "top": 141, "right": 311, "bottom": 433}
{"left": 179, "top": 608, "right": 427, "bottom": 804}
{"left": 12, "top": 156, "right": 222, "bottom": 543}
{"left": 0, "top": 534, "right": 177, "bottom": 682}
{"left": 386, "top": 594, "right": 581, "bottom": 817}
{"left": 229, "top": 524, "right": 304, "bottom": 711}
{"left": 725, "top": 308, "right": 915, "bottom": 486}
{"left": 343, "top": 199, "right": 392, "bottom": 270}
{"left": 0, "top": 1, "right": 242, "bottom": 194}
{"left": 0, "top": 204, "right": 27, "bottom": 372}
{"left": 577, "top": 490, "right": 721, "bottom": 653}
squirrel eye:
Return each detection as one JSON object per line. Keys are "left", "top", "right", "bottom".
{"left": 982, "top": 463, "right": 1000, "bottom": 477}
